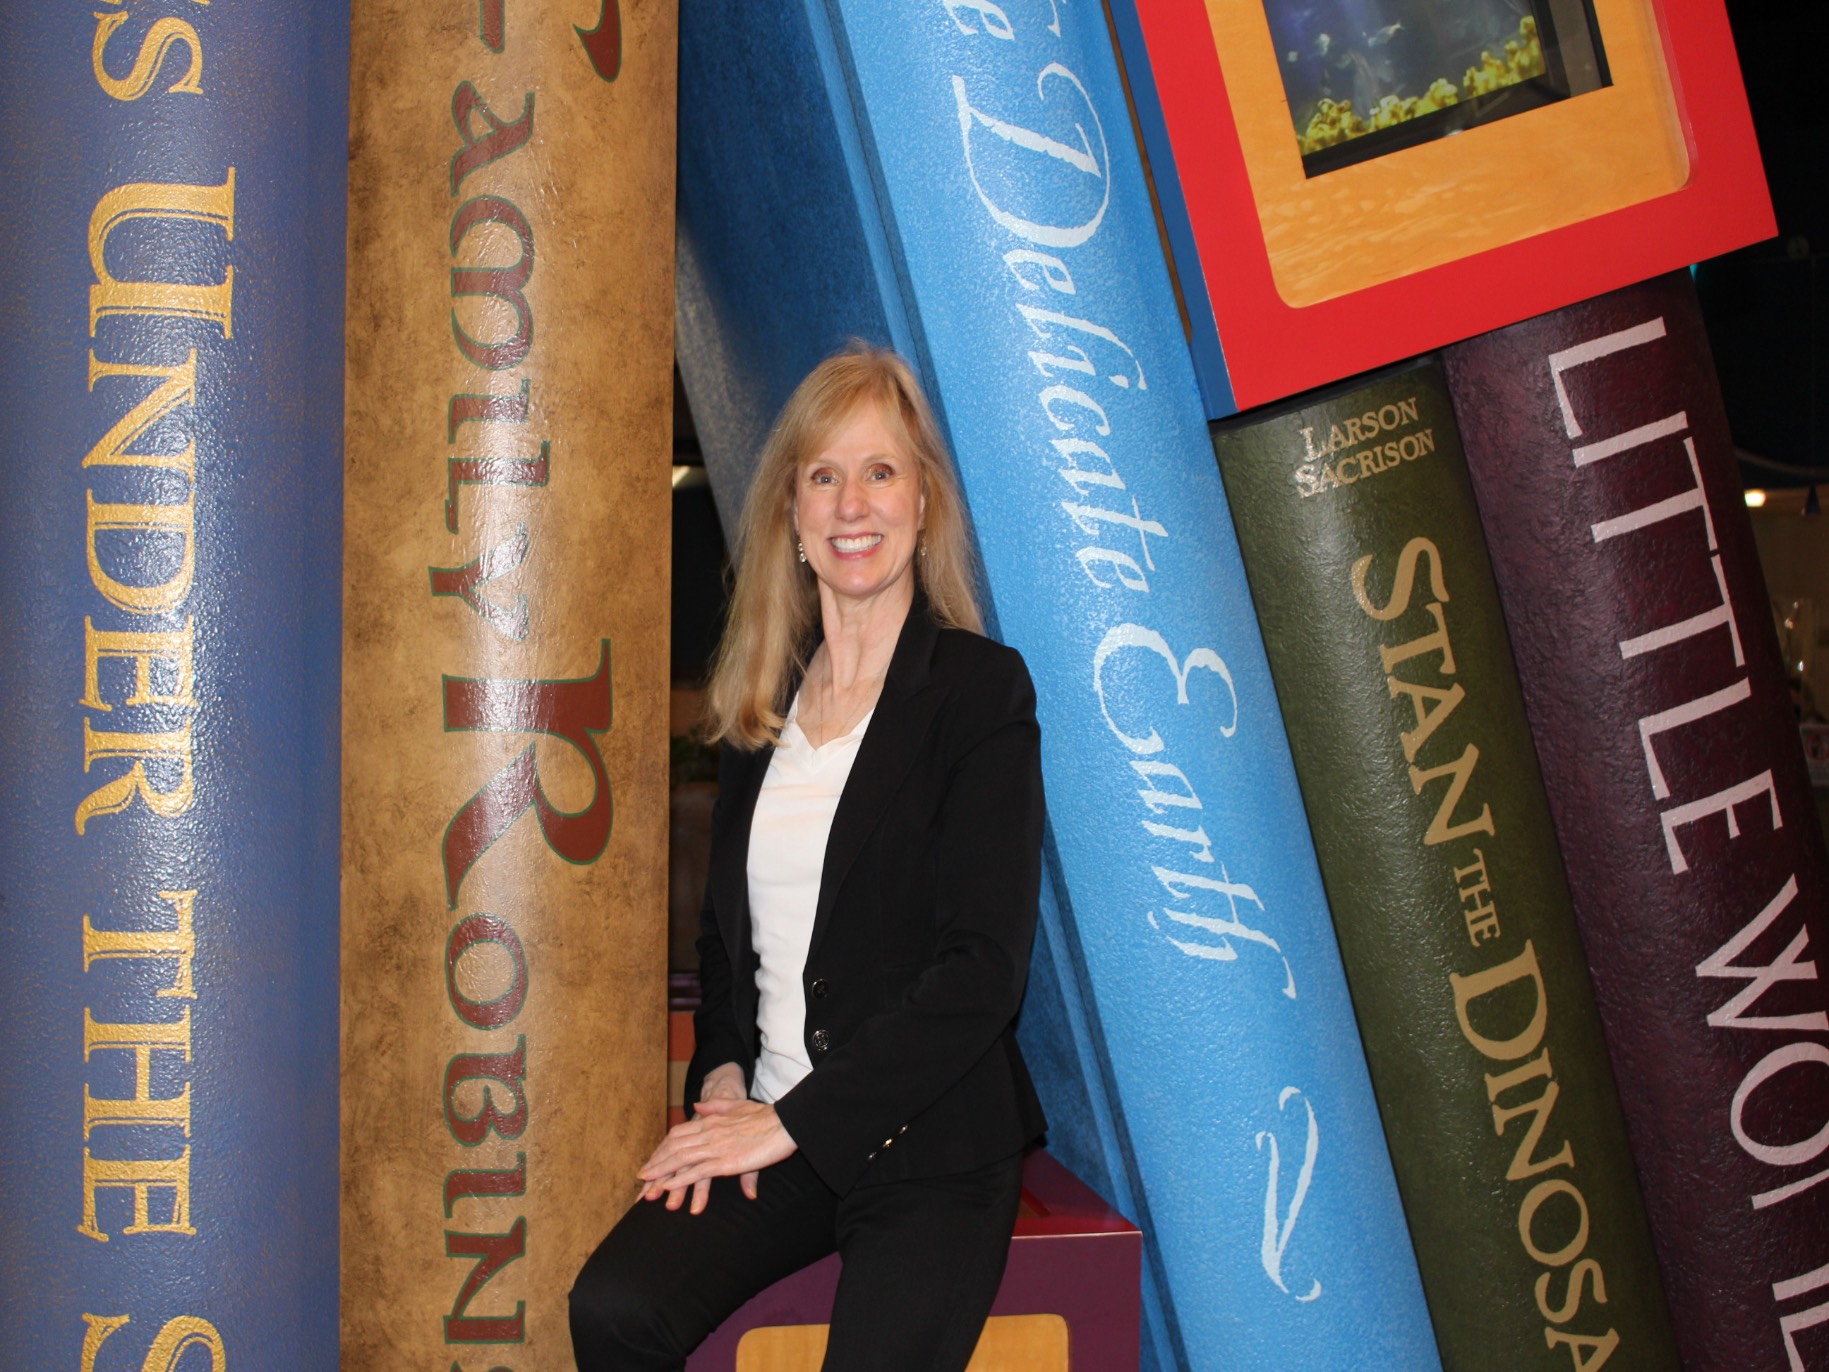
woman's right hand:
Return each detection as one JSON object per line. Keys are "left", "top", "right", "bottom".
{"left": 681, "top": 1062, "right": 759, "bottom": 1210}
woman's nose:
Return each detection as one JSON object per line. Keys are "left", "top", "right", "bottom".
{"left": 836, "top": 479, "right": 868, "bottom": 518}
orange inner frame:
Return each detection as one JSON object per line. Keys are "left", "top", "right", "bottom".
{"left": 1202, "top": 0, "right": 1690, "bottom": 307}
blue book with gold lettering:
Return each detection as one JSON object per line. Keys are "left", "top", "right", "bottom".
{"left": 676, "top": 3, "right": 1438, "bottom": 1366}
{"left": 0, "top": 6, "right": 345, "bottom": 1366}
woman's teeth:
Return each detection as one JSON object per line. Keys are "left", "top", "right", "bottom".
{"left": 831, "top": 534, "right": 883, "bottom": 552}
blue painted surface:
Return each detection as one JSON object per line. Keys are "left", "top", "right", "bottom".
{"left": 676, "top": 0, "right": 905, "bottom": 538}
{"left": 827, "top": 8, "right": 1437, "bottom": 1366}
{"left": 676, "top": 2, "right": 1437, "bottom": 1366}
{"left": 0, "top": 6, "right": 344, "bottom": 1366}
{"left": 1104, "top": 0, "right": 1237, "bottom": 422}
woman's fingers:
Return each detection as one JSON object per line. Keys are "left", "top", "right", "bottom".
{"left": 634, "top": 1103, "right": 796, "bottom": 1209}
{"left": 638, "top": 1128, "right": 724, "bottom": 1191}
{"left": 650, "top": 1156, "right": 714, "bottom": 1192}
{"left": 635, "top": 1099, "right": 745, "bottom": 1179}
{"left": 641, "top": 1155, "right": 760, "bottom": 1209}
{"left": 638, "top": 1119, "right": 712, "bottom": 1180}
{"left": 638, "top": 1164, "right": 688, "bottom": 1203}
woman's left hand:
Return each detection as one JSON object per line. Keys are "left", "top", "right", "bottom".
{"left": 637, "top": 1099, "right": 798, "bottom": 1214}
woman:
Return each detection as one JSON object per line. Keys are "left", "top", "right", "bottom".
{"left": 570, "top": 346, "right": 1047, "bottom": 1370}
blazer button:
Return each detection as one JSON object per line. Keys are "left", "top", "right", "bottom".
{"left": 810, "top": 977, "right": 829, "bottom": 999}
{"left": 810, "top": 1028, "right": 831, "bottom": 1054}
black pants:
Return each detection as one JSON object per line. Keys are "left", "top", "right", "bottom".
{"left": 569, "top": 1150, "right": 1023, "bottom": 1371}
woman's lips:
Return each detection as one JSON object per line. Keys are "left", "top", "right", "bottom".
{"left": 828, "top": 534, "right": 884, "bottom": 555}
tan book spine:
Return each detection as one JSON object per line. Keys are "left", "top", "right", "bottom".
{"left": 342, "top": 3, "right": 676, "bottom": 1364}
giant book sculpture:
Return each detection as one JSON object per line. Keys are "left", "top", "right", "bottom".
{"left": 1214, "top": 359, "right": 1680, "bottom": 1370}
{"left": 1443, "top": 274, "right": 1829, "bottom": 1371}
{"left": 341, "top": 2, "right": 677, "bottom": 1365}
{"left": 675, "top": 3, "right": 1436, "bottom": 1367}
{"left": 0, "top": 5, "right": 347, "bottom": 1365}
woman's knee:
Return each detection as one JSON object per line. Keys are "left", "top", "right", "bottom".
{"left": 568, "top": 1242, "right": 687, "bottom": 1372}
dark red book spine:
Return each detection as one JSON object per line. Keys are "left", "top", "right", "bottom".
{"left": 1443, "top": 272, "right": 1829, "bottom": 1372}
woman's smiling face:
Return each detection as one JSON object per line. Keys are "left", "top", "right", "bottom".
{"left": 794, "top": 401, "right": 926, "bottom": 615}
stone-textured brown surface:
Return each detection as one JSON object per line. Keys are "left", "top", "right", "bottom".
{"left": 342, "top": 2, "right": 676, "bottom": 1366}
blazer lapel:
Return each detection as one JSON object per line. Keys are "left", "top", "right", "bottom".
{"left": 808, "top": 603, "right": 945, "bottom": 962}
{"left": 709, "top": 741, "right": 771, "bottom": 962}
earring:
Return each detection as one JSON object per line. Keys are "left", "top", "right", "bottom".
{"left": 796, "top": 539, "right": 806, "bottom": 564}
{"left": 919, "top": 539, "right": 928, "bottom": 559}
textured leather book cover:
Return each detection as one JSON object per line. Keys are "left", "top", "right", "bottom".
{"left": 1442, "top": 273, "right": 1829, "bottom": 1372}
{"left": 1215, "top": 359, "right": 1679, "bottom": 1370}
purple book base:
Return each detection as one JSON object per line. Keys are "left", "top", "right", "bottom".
{"left": 684, "top": 1150, "right": 1142, "bottom": 1369}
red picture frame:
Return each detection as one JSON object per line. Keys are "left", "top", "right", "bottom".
{"left": 1117, "top": 0, "right": 1775, "bottom": 413}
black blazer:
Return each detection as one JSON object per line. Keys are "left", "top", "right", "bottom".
{"left": 686, "top": 601, "right": 1048, "bottom": 1195}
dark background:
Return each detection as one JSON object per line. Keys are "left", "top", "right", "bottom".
{"left": 1698, "top": 0, "right": 1828, "bottom": 490}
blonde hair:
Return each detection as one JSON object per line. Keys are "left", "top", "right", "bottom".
{"left": 705, "top": 345, "right": 982, "bottom": 748}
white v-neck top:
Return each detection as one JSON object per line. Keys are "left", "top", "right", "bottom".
{"left": 746, "top": 698, "right": 874, "bottom": 1105}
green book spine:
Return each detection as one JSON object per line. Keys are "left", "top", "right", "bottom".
{"left": 1213, "top": 359, "right": 1679, "bottom": 1372}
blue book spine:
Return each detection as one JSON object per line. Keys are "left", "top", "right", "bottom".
{"left": 0, "top": 6, "right": 346, "bottom": 1366}
{"left": 677, "top": 2, "right": 1438, "bottom": 1366}
{"left": 1103, "top": 0, "right": 1238, "bottom": 423}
